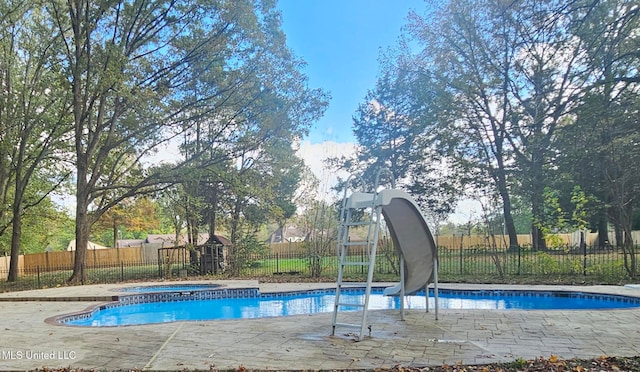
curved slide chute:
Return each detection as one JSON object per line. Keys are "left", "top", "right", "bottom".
{"left": 375, "top": 189, "right": 438, "bottom": 297}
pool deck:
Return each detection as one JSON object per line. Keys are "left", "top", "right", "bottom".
{"left": 1, "top": 281, "right": 640, "bottom": 371}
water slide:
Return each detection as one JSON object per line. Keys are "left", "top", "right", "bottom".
{"left": 374, "top": 189, "right": 438, "bottom": 296}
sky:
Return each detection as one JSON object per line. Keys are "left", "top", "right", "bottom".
{"left": 276, "top": 0, "right": 426, "bottom": 202}
{"left": 277, "top": 1, "right": 483, "bottom": 221}
{"left": 145, "top": 0, "right": 426, "bottom": 203}
{"left": 145, "top": 1, "right": 479, "bottom": 222}
{"left": 276, "top": 0, "right": 422, "bottom": 144}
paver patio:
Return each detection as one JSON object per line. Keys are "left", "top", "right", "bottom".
{"left": 1, "top": 281, "right": 640, "bottom": 370}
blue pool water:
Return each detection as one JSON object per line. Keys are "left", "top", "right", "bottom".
{"left": 63, "top": 288, "right": 640, "bottom": 327}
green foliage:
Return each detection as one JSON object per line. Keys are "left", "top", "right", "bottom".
{"left": 304, "top": 237, "right": 335, "bottom": 278}
{"left": 227, "top": 231, "right": 269, "bottom": 276}
{"left": 0, "top": 199, "right": 74, "bottom": 254}
{"left": 570, "top": 186, "right": 596, "bottom": 231}
{"left": 92, "top": 198, "right": 164, "bottom": 247}
{"left": 35, "top": 0, "right": 328, "bottom": 282}
{"left": 541, "top": 187, "right": 569, "bottom": 233}
{"left": 509, "top": 357, "right": 529, "bottom": 369}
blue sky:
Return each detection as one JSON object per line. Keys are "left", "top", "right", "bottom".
{"left": 276, "top": 0, "right": 423, "bottom": 144}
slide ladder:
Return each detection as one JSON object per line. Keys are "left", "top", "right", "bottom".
{"left": 331, "top": 170, "right": 393, "bottom": 341}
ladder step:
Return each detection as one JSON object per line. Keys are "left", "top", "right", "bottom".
{"left": 342, "top": 241, "right": 370, "bottom": 246}
{"left": 345, "top": 220, "right": 373, "bottom": 227}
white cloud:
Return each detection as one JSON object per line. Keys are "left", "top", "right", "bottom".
{"left": 141, "top": 137, "right": 183, "bottom": 166}
{"left": 294, "top": 139, "right": 488, "bottom": 226}
{"left": 296, "top": 140, "right": 357, "bottom": 202}
{"left": 448, "top": 199, "right": 483, "bottom": 224}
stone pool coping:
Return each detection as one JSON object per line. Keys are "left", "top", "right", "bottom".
{"left": 0, "top": 279, "right": 259, "bottom": 302}
{"left": 3, "top": 280, "right": 640, "bottom": 302}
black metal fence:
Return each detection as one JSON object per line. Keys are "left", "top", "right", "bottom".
{"left": 237, "top": 245, "right": 634, "bottom": 279}
{"left": 0, "top": 245, "right": 637, "bottom": 292}
{"left": 0, "top": 260, "right": 189, "bottom": 292}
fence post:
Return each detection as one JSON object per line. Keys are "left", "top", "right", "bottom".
{"left": 37, "top": 266, "right": 41, "bottom": 288}
{"left": 276, "top": 253, "right": 279, "bottom": 273}
{"left": 157, "top": 249, "right": 163, "bottom": 279}
{"left": 121, "top": 261, "right": 124, "bottom": 281}
{"left": 581, "top": 231, "right": 587, "bottom": 276}
{"left": 458, "top": 235, "right": 463, "bottom": 275}
{"left": 518, "top": 245, "right": 521, "bottom": 275}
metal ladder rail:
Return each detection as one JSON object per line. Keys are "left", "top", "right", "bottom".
{"left": 356, "top": 202, "right": 383, "bottom": 339}
{"left": 332, "top": 169, "right": 394, "bottom": 340}
{"left": 351, "top": 168, "right": 395, "bottom": 338}
{"left": 332, "top": 197, "right": 378, "bottom": 340}
{"left": 332, "top": 175, "right": 370, "bottom": 338}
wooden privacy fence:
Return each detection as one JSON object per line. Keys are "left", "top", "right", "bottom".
{"left": 0, "top": 254, "right": 23, "bottom": 273}
{"left": 267, "top": 239, "right": 392, "bottom": 255}
{"left": 268, "top": 241, "right": 307, "bottom": 254}
{"left": 23, "top": 246, "right": 149, "bottom": 272}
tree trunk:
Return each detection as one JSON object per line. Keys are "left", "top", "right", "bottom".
{"left": 597, "top": 213, "right": 609, "bottom": 248}
{"left": 529, "top": 156, "right": 547, "bottom": 251}
{"left": 7, "top": 153, "right": 24, "bottom": 281}
{"left": 228, "top": 195, "right": 244, "bottom": 276}
{"left": 531, "top": 224, "right": 546, "bottom": 251}
{"left": 113, "top": 220, "right": 118, "bottom": 248}
{"left": 206, "top": 183, "right": 218, "bottom": 243}
{"left": 69, "top": 198, "right": 90, "bottom": 283}
{"left": 614, "top": 220, "right": 623, "bottom": 248}
{"left": 622, "top": 203, "right": 636, "bottom": 277}
{"left": 7, "top": 201, "right": 22, "bottom": 282}
{"left": 69, "top": 158, "right": 90, "bottom": 283}
{"left": 8, "top": 139, "right": 29, "bottom": 281}
{"left": 496, "top": 174, "right": 519, "bottom": 249}
{"left": 0, "top": 154, "right": 9, "bottom": 237}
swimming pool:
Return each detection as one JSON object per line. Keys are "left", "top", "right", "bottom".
{"left": 59, "top": 287, "right": 640, "bottom": 327}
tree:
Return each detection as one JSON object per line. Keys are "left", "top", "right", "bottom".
{"left": 1, "top": 1, "right": 73, "bottom": 281}
{"left": 402, "top": 0, "right": 522, "bottom": 247}
{"left": 93, "top": 197, "right": 162, "bottom": 246}
{"left": 221, "top": 139, "right": 308, "bottom": 275}
{"left": 334, "top": 51, "right": 459, "bottom": 219}
{"left": 551, "top": 0, "right": 640, "bottom": 260}
{"left": 399, "top": 0, "right": 636, "bottom": 250}
{"left": 0, "top": 193, "right": 74, "bottom": 254}
{"left": 351, "top": 71, "right": 423, "bottom": 183}
{"left": 297, "top": 200, "right": 338, "bottom": 278}
{"left": 47, "top": 0, "right": 327, "bottom": 283}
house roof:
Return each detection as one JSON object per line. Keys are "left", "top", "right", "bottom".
{"left": 266, "top": 225, "right": 308, "bottom": 243}
{"left": 116, "top": 239, "right": 145, "bottom": 247}
{"left": 67, "top": 240, "right": 110, "bottom": 251}
{"left": 145, "top": 233, "right": 231, "bottom": 246}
